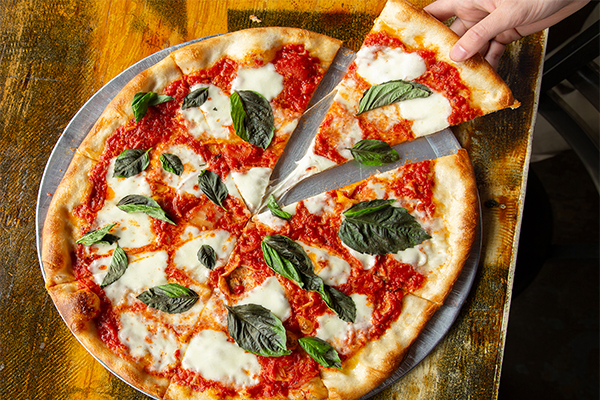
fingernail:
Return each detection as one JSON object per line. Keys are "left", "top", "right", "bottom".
{"left": 451, "top": 44, "right": 468, "bottom": 61}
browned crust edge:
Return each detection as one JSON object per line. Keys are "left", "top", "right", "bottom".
{"left": 171, "top": 27, "right": 342, "bottom": 75}
{"left": 47, "top": 281, "right": 172, "bottom": 398}
{"left": 374, "top": 0, "right": 519, "bottom": 113}
{"left": 413, "top": 148, "right": 479, "bottom": 304}
{"left": 320, "top": 294, "right": 439, "bottom": 400}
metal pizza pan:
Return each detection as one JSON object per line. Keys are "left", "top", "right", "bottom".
{"left": 36, "top": 34, "right": 481, "bottom": 400}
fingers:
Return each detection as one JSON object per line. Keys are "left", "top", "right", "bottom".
{"left": 484, "top": 40, "right": 507, "bottom": 69}
{"left": 424, "top": 0, "right": 462, "bottom": 22}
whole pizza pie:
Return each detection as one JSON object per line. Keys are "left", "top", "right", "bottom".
{"left": 41, "top": 1, "right": 518, "bottom": 399}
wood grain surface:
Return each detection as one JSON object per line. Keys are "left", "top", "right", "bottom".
{"left": 0, "top": 0, "right": 544, "bottom": 399}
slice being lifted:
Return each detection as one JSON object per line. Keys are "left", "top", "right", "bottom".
{"left": 272, "top": 0, "right": 519, "bottom": 195}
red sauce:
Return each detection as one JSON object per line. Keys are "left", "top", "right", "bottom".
{"left": 272, "top": 44, "right": 323, "bottom": 113}
{"left": 186, "top": 57, "right": 239, "bottom": 94}
{"left": 389, "top": 159, "right": 435, "bottom": 217}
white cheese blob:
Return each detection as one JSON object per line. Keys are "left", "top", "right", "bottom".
{"left": 92, "top": 251, "right": 169, "bottom": 306}
{"left": 399, "top": 92, "right": 452, "bottom": 137}
{"left": 231, "top": 167, "right": 272, "bottom": 212}
{"left": 302, "top": 192, "right": 336, "bottom": 216}
{"left": 160, "top": 144, "right": 207, "bottom": 197}
{"left": 231, "top": 63, "right": 284, "bottom": 101}
{"left": 182, "top": 329, "right": 260, "bottom": 387}
{"left": 315, "top": 293, "right": 373, "bottom": 352}
{"left": 173, "top": 230, "right": 237, "bottom": 283}
{"left": 182, "top": 83, "right": 232, "bottom": 140}
{"left": 118, "top": 311, "right": 179, "bottom": 372}
{"left": 299, "top": 242, "right": 351, "bottom": 286}
{"left": 95, "top": 159, "right": 154, "bottom": 249}
{"left": 393, "top": 246, "right": 428, "bottom": 267}
{"left": 236, "top": 276, "right": 291, "bottom": 321}
{"left": 355, "top": 46, "right": 427, "bottom": 85}
{"left": 253, "top": 210, "right": 289, "bottom": 231}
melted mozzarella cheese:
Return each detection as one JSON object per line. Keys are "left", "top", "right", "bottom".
{"left": 253, "top": 209, "right": 289, "bottom": 231}
{"left": 299, "top": 242, "right": 351, "bottom": 286}
{"left": 182, "top": 83, "right": 232, "bottom": 140}
{"left": 160, "top": 144, "right": 207, "bottom": 197}
{"left": 179, "top": 102, "right": 212, "bottom": 140}
{"left": 231, "top": 167, "right": 272, "bottom": 212}
{"left": 92, "top": 251, "right": 169, "bottom": 306}
{"left": 315, "top": 293, "right": 373, "bottom": 352}
{"left": 355, "top": 46, "right": 427, "bottom": 85}
{"left": 173, "top": 230, "right": 236, "bottom": 283}
{"left": 399, "top": 92, "right": 452, "bottom": 137}
{"left": 393, "top": 246, "right": 428, "bottom": 267}
{"left": 118, "top": 311, "right": 179, "bottom": 372}
{"left": 182, "top": 329, "right": 260, "bottom": 387}
{"left": 236, "top": 276, "right": 291, "bottom": 321}
{"left": 302, "top": 192, "right": 336, "bottom": 216}
{"left": 95, "top": 159, "right": 155, "bottom": 249}
{"left": 231, "top": 63, "right": 284, "bottom": 101}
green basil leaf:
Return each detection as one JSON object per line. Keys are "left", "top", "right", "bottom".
{"left": 226, "top": 304, "right": 291, "bottom": 357}
{"left": 338, "top": 200, "right": 431, "bottom": 255}
{"left": 160, "top": 153, "right": 184, "bottom": 176}
{"left": 298, "top": 336, "right": 342, "bottom": 369}
{"left": 323, "top": 285, "right": 356, "bottom": 323}
{"left": 137, "top": 283, "right": 199, "bottom": 314}
{"left": 114, "top": 148, "right": 150, "bottom": 178}
{"left": 100, "top": 245, "right": 128, "bottom": 288}
{"left": 182, "top": 87, "right": 209, "bottom": 110}
{"left": 117, "top": 194, "right": 176, "bottom": 225}
{"left": 349, "top": 139, "right": 400, "bottom": 166}
{"left": 267, "top": 195, "right": 292, "bottom": 221}
{"left": 261, "top": 235, "right": 355, "bottom": 322}
{"left": 357, "top": 80, "right": 432, "bottom": 115}
{"left": 76, "top": 223, "right": 119, "bottom": 246}
{"left": 198, "top": 170, "right": 228, "bottom": 209}
{"left": 230, "top": 90, "right": 275, "bottom": 150}
{"left": 132, "top": 92, "right": 174, "bottom": 122}
{"left": 261, "top": 235, "right": 311, "bottom": 286}
{"left": 197, "top": 244, "right": 217, "bottom": 270}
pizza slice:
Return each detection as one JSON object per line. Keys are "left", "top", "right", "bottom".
{"left": 170, "top": 27, "right": 342, "bottom": 212}
{"left": 273, "top": 0, "right": 519, "bottom": 192}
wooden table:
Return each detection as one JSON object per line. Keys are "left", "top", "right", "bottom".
{"left": 0, "top": 1, "right": 545, "bottom": 399}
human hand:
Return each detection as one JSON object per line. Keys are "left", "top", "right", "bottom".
{"left": 424, "top": 0, "right": 590, "bottom": 69}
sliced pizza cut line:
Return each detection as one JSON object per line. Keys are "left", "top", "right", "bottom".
{"left": 266, "top": 0, "right": 518, "bottom": 203}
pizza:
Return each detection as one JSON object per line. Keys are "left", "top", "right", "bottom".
{"left": 40, "top": 1, "right": 514, "bottom": 399}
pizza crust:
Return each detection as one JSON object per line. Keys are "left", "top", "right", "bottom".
{"left": 374, "top": 0, "right": 519, "bottom": 113}
{"left": 320, "top": 294, "right": 439, "bottom": 400}
{"left": 47, "top": 280, "right": 173, "bottom": 398}
{"left": 42, "top": 152, "right": 96, "bottom": 287}
{"left": 415, "top": 149, "right": 478, "bottom": 304}
{"left": 172, "top": 27, "right": 342, "bottom": 75}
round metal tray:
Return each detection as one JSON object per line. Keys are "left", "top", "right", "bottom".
{"left": 36, "top": 35, "right": 481, "bottom": 400}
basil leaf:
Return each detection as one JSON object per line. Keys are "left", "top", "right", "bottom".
{"left": 114, "top": 148, "right": 150, "bottom": 178}
{"left": 198, "top": 170, "right": 228, "bottom": 209}
{"left": 261, "top": 235, "right": 355, "bottom": 322}
{"left": 117, "top": 194, "right": 176, "bottom": 225}
{"left": 349, "top": 139, "right": 400, "bottom": 166}
{"left": 197, "top": 244, "right": 217, "bottom": 270}
{"left": 357, "top": 80, "right": 432, "bottom": 115}
{"left": 323, "top": 285, "right": 356, "bottom": 323}
{"left": 226, "top": 304, "right": 291, "bottom": 357}
{"left": 267, "top": 195, "right": 292, "bottom": 221}
{"left": 160, "top": 153, "right": 184, "bottom": 176}
{"left": 298, "top": 336, "right": 342, "bottom": 369}
{"left": 182, "top": 87, "right": 209, "bottom": 110}
{"left": 76, "top": 223, "right": 118, "bottom": 246}
{"left": 338, "top": 200, "right": 431, "bottom": 255}
{"left": 137, "top": 283, "right": 199, "bottom": 314}
{"left": 100, "top": 245, "right": 128, "bottom": 288}
{"left": 132, "top": 92, "right": 174, "bottom": 122}
{"left": 261, "top": 235, "right": 311, "bottom": 286}
{"left": 230, "top": 90, "right": 275, "bottom": 150}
